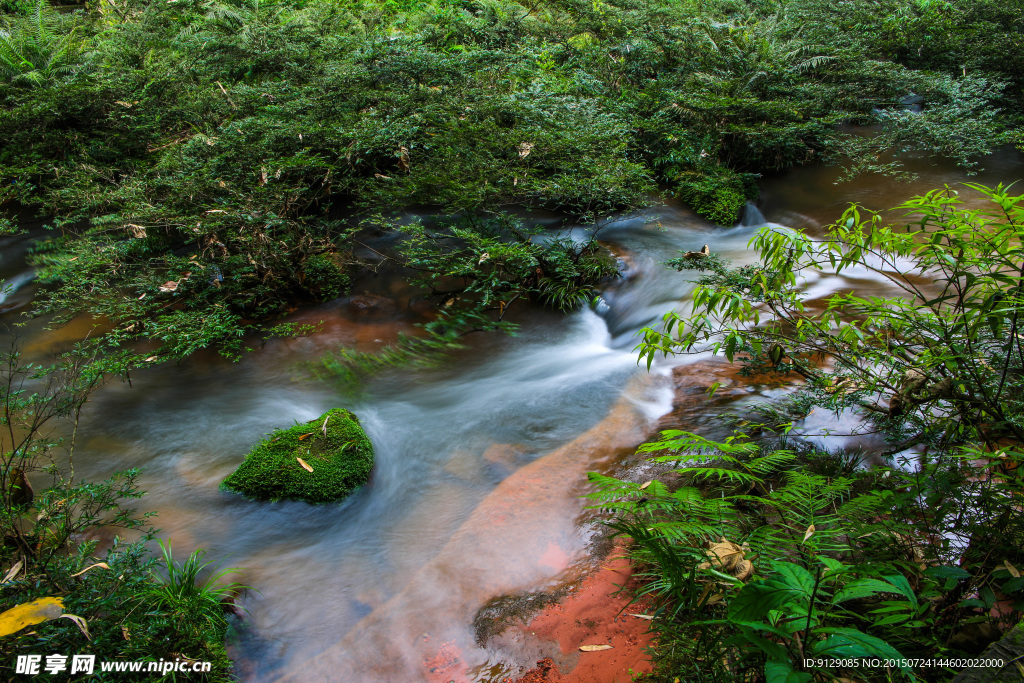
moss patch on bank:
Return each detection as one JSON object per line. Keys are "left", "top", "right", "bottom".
{"left": 222, "top": 409, "right": 373, "bottom": 504}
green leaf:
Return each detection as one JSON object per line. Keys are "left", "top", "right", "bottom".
{"left": 772, "top": 562, "right": 816, "bottom": 595}
{"left": 832, "top": 578, "right": 900, "bottom": 604}
{"left": 812, "top": 628, "right": 910, "bottom": 672}
{"left": 728, "top": 578, "right": 808, "bottom": 623}
{"left": 765, "top": 659, "right": 814, "bottom": 683}
{"left": 923, "top": 566, "right": 971, "bottom": 580}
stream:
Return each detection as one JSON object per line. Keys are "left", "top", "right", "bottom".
{"left": 2, "top": 147, "right": 1022, "bottom": 681}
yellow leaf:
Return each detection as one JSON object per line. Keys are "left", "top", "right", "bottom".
{"left": 298, "top": 432, "right": 311, "bottom": 441}
{"left": 1005, "top": 560, "right": 1021, "bottom": 578}
{"left": 297, "top": 458, "right": 314, "bottom": 473}
{"left": 70, "top": 563, "right": 111, "bottom": 578}
{"left": 579, "top": 644, "right": 613, "bottom": 652}
{"left": 802, "top": 524, "right": 816, "bottom": 544}
{"left": 0, "top": 597, "right": 64, "bottom": 637}
{"left": 639, "top": 480, "right": 652, "bottom": 490}
{"left": 627, "top": 613, "right": 653, "bottom": 620}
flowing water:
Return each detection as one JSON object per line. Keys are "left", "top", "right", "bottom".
{"left": 2, "top": 147, "right": 1023, "bottom": 681}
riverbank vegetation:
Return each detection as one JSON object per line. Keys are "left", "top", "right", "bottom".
{"left": 1, "top": 0, "right": 1021, "bottom": 362}
{"left": 2, "top": 0, "right": 1023, "bottom": 679}
{"left": 595, "top": 184, "right": 1024, "bottom": 681}
{"left": 0, "top": 343, "right": 238, "bottom": 680}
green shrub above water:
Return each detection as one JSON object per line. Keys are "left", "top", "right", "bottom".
{"left": 222, "top": 409, "right": 374, "bottom": 504}
{"left": 674, "top": 167, "right": 758, "bottom": 226}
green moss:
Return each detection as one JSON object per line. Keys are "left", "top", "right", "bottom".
{"left": 222, "top": 409, "right": 373, "bottom": 503}
{"left": 675, "top": 168, "right": 757, "bottom": 226}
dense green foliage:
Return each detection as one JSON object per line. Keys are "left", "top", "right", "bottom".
{"left": 0, "top": 0, "right": 1018, "bottom": 358}
{"left": 643, "top": 183, "right": 1024, "bottom": 451}
{"left": 606, "top": 184, "right": 1024, "bottom": 680}
{"left": 0, "top": 343, "right": 237, "bottom": 681}
{"left": 222, "top": 408, "right": 374, "bottom": 503}
{"left": 591, "top": 432, "right": 1024, "bottom": 682}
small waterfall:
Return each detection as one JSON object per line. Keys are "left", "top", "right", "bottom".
{"left": 740, "top": 201, "right": 767, "bottom": 227}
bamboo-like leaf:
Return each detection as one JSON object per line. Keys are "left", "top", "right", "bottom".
{"left": 60, "top": 613, "right": 90, "bottom": 640}
{"left": 70, "top": 562, "right": 111, "bottom": 577}
{"left": 2, "top": 560, "right": 22, "bottom": 584}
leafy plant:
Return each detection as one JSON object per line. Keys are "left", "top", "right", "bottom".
{"left": 641, "top": 183, "right": 1024, "bottom": 451}
{"left": 145, "top": 540, "right": 249, "bottom": 636}
{"left": 0, "top": 341, "right": 240, "bottom": 680}
{"left": 591, "top": 430, "right": 1024, "bottom": 682}
{"left": 0, "top": 0, "right": 87, "bottom": 86}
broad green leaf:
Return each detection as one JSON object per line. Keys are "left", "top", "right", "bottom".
{"left": 832, "top": 578, "right": 900, "bottom": 604}
{"left": 812, "top": 628, "right": 911, "bottom": 673}
{"left": 728, "top": 578, "right": 808, "bottom": 623}
{"left": 765, "top": 659, "right": 814, "bottom": 683}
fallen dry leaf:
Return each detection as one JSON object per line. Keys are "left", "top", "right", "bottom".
{"left": 802, "top": 524, "right": 816, "bottom": 544}
{"left": 321, "top": 415, "right": 330, "bottom": 435}
{"left": 71, "top": 563, "right": 111, "bottom": 578}
{"left": 628, "top": 613, "right": 653, "bottom": 620}
{"left": 0, "top": 597, "right": 64, "bottom": 637}
{"left": 639, "top": 480, "right": 652, "bottom": 490}
{"left": 122, "top": 625, "right": 130, "bottom": 641}
{"left": 579, "top": 644, "right": 613, "bottom": 652}
{"left": 297, "top": 458, "right": 314, "bottom": 472}
{"left": 60, "top": 614, "right": 90, "bottom": 640}
{"left": 298, "top": 433, "right": 311, "bottom": 441}
{"left": 158, "top": 280, "right": 178, "bottom": 292}
{"left": 2, "top": 560, "right": 22, "bottom": 585}
{"left": 144, "top": 356, "right": 159, "bottom": 362}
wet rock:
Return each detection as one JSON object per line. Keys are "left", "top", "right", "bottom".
{"left": 443, "top": 449, "right": 484, "bottom": 483}
{"left": 951, "top": 622, "right": 1024, "bottom": 682}
{"left": 482, "top": 444, "right": 528, "bottom": 468}
{"left": 346, "top": 294, "right": 398, "bottom": 321}
{"left": 948, "top": 621, "right": 1003, "bottom": 656}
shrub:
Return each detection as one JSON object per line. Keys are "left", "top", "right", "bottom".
{"left": 0, "top": 342, "right": 240, "bottom": 681}
{"left": 590, "top": 431, "right": 1024, "bottom": 682}
{"left": 674, "top": 167, "right": 756, "bottom": 226}
{"left": 301, "top": 253, "right": 350, "bottom": 300}
{"left": 222, "top": 408, "right": 374, "bottom": 503}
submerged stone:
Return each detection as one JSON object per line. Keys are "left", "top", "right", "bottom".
{"left": 222, "top": 409, "right": 374, "bottom": 503}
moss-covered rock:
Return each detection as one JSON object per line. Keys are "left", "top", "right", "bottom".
{"left": 222, "top": 409, "right": 373, "bottom": 503}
